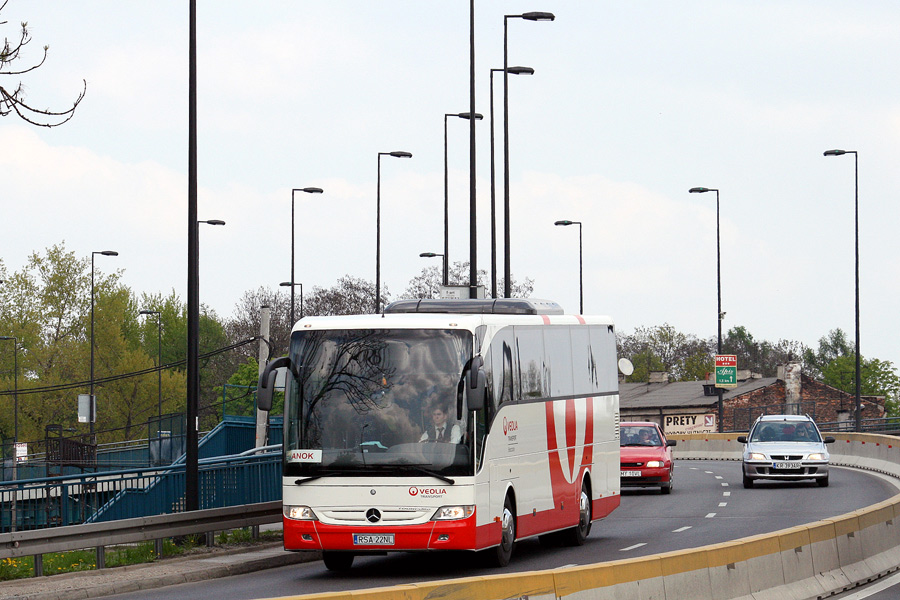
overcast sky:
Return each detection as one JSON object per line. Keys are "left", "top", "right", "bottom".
{"left": 2, "top": 1, "right": 899, "bottom": 373}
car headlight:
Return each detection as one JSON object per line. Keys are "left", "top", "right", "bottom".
{"left": 645, "top": 461, "right": 664, "bottom": 468}
{"left": 284, "top": 505, "right": 318, "bottom": 520}
{"left": 807, "top": 453, "right": 827, "bottom": 461}
{"left": 748, "top": 453, "right": 767, "bottom": 461}
{"left": 432, "top": 505, "right": 475, "bottom": 521}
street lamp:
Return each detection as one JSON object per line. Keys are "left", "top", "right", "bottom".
{"left": 689, "top": 186, "right": 724, "bottom": 432}
{"left": 491, "top": 66, "right": 533, "bottom": 298}
{"left": 824, "top": 148, "right": 861, "bottom": 432}
{"left": 0, "top": 336, "right": 18, "bottom": 445}
{"left": 444, "top": 113, "right": 482, "bottom": 288}
{"left": 503, "top": 11, "right": 554, "bottom": 298}
{"left": 280, "top": 281, "right": 304, "bottom": 321}
{"left": 138, "top": 310, "right": 162, "bottom": 424}
{"left": 554, "top": 220, "right": 583, "bottom": 314}
{"left": 90, "top": 250, "right": 118, "bottom": 443}
{"left": 186, "top": 218, "right": 225, "bottom": 512}
{"left": 376, "top": 151, "right": 412, "bottom": 313}
{"left": 290, "top": 187, "right": 323, "bottom": 325}
{"left": 419, "top": 253, "right": 446, "bottom": 295}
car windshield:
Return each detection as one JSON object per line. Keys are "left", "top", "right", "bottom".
{"left": 621, "top": 426, "right": 662, "bottom": 446}
{"left": 749, "top": 421, "right": 821, "bottom": 443}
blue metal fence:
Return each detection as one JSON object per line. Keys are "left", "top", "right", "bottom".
{"left": 0, "top": 452, "right": 282, "bottom": 532}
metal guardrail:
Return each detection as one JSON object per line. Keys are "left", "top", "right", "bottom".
{"left": 0, "top": 500, "right": 282, "bottom": 575}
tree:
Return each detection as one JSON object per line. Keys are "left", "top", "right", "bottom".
{"left": 803, "top": 329, "right": 854, "bottom": 380}
{"left": 618, "top": 324, "right": 712, "bottom": 382}
{"left": 225, "top": 287, "right": 292, "bottom": 362}
{"left": 306, "top": 275, "right": 382, "bottom": 316}
{"left": 0, "top": 2, "right": 86, "bottom": 127}
{"left": 401, "top": 261, "right": 534, "bottom": 300}
{"left": 722, "top": 326, "right": 807, "bottom": 377}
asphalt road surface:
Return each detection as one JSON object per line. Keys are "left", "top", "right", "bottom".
{"left": 104, "top": 460, "right": 899, "bottom": 600}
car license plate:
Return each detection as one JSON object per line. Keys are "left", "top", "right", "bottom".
{"left": 773, "top": 461, "right": 801, "bottom": 470}
{"left": 353, "top": 533, "right": 394, "bottom": 546}
{"left": 621, "top": 470, "right": 642, "bottom": 477}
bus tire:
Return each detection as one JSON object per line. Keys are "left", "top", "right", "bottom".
{"left": 488, "top": 495, "right": 516, "bottom": 567}
{"left": 562, "top": 480, "right": 592, "bottom": 546}
{"left": 322, "top": 551, "right": 354, "bottom": 571}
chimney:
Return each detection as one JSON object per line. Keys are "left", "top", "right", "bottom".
{"left": 649, "top": 371, "right": 669, "bottom": 384}
{"left": 783, "top": 362, "right": 802, "bottom": 415}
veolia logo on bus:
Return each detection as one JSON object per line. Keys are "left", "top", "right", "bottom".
{"left": 408, "top": 486, "right": 446, "bottom": 498}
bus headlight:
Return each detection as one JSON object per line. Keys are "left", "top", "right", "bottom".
{"left": 432, "top": 505, "right": 475, "bottom": 521}
{"left": 284, "top": 505, "right": 318, "bottom": 520}
{"left": 645, "top": 461, "right": 664, "bottom": 468}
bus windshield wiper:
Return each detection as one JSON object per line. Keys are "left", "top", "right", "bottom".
{"left": 394, "top": 464, "right": 455, "bottom": 485}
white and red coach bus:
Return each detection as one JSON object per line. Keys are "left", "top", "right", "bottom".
{"left": 256, "top": 298, "right": 625, "bottom": 570}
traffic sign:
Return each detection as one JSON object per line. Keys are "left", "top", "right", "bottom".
{"left": 715, "top": 354, "right": 737, "bottom": 389}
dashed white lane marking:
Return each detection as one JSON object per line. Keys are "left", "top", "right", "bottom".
{"left": 620, "top": 543, "right": 647, "bottom": 552}
{"left": 719, "top": 502, "right": 728, "bottom": 507}
{"left": 723, "top": 491, "right": 731, "bottom": 497}
{"left": 673, "top": 526, "right": 692, "bottom": 533}
{"left": 705, "top": 513, "right": 717, "bottom": 518}
{"left": 721, "top": 482, "right": 729, "bottom": 487}
{"left": 705, "top": 471, "right": 714, "bottom": 474}
{"left": 714, "top": 475, "right": 723, "bottom": 480}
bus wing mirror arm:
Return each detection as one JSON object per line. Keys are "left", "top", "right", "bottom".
{"left": 257, "top": 356, "right": 291, "bottom": 412}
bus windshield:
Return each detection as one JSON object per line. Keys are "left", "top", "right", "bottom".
{"left": 283, "top": 328, "right": 474, "bottom": 478}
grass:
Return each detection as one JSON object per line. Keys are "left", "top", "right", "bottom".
{"left": 0, "top": 528, "right": 282, "bottom": 581}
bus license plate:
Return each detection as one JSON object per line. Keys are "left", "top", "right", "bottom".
{"left": 353, "top": 533, "right": 394, "bottom": 546}
{"left": 621, "top": 470, "right": 642, "bottom": 477}
{"left": 773, "top": 462, "right": 801, "bottom": 470}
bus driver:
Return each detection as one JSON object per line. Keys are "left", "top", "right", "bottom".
{"left": 419, "top": 403, "right": 461, "bottom": 444}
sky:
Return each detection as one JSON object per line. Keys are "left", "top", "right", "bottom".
{"left": 2, "top": 1, "right": 900, "bottom": 374}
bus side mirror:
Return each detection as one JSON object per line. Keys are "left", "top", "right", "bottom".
{"left": 467, "top": 369, "right": 486, "bottom": 413}
{"left": 257, "top": 356, "right": 291, "bottom": 412}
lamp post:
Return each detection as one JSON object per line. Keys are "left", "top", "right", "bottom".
{"left": 90, "top": 250, "right": 118, "bottom": 443}
{"left": 554, "top": 220, "right": 583, "bottom": 313}
{"left": 290, "top": 188, "right": 323, "bottom": 326}
{"left": 689, "top": 187, "right": 724, "bottom": 432}
{"left": 0, "top": 335, "right": 18, "bottom": 531}
{"left": 0, "top": 335, "right": 18, "bottom": 445}
{"left": 419, "top": 253, "right": 446, "bottom": 295}
{"left": 138, "top": 310, "right": 162, "bottom": 424}
{"left": 376, "top": 151, "right": 412, "bottom": 314}
{"left": 503, "top": 11, "right": 554, "bottom": 298}
{"left": 444, "top": 113, "right": 482, "bottom": 288}
{"left": 186, "top": 218, "right": 225, "bottom": 512}
{"left": 280, "top": 281, "right": 303, "bottom": 321}
{"left": 491, "top": 66, "right": 533, "bottom": 298}
{"left": 824, "top": 149, "right": 861, "bottom": 432}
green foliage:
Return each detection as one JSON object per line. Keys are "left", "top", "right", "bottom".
{"left": 721, "top": 326, "right": 806, "bottom": 377}
{"left": 618, "top": 324, "right": 710, "bottom": 381}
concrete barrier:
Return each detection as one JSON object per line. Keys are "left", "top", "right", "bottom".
{"left": 268, "top": 432, "right": 900, "bottom": 600}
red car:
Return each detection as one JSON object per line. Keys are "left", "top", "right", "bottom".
{"left": 620, "top": 421, "right": 676, "bottom": 494}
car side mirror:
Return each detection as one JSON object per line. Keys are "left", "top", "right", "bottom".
{"left": 823, "top": 436, "right": 835, "bottom": 444}
{"left": 737, "top": 436, "right": 747, "bottom": 444}
{"left": 257, "top": 356, "right": 291, "bottom": 412}
{"left": 666, "top": 439, "right": 676, "bottom": 447}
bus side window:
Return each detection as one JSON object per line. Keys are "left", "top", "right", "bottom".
{"left": 488, "top": 329, "right": 516, "bottom": 409}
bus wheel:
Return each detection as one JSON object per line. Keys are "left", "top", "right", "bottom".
{"left": 562, "top": 480, "right": 592, "bottom": 546}
{"left": 322, "top": 551, "right": 354, "bottom": 571}
{"left": 488, "top": 496, "right": 516, "bottom": 567}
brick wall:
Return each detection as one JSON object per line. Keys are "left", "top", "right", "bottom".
{"left": 724, "top": 374, "right": 883, "bottom": 431}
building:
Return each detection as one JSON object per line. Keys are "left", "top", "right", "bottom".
{"left": 620, "top": 364, "right": 884, "bottom": 434}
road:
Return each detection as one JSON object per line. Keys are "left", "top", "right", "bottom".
{"left": 105, "top": 460, "right": 899, "bottom": 600}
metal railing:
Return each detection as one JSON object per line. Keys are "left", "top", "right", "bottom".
{"left": 0, "top": 450, "right": 282, "bottom": 533}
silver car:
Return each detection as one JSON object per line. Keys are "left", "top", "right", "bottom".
{"left": 737, "top": 415, "right": 835, "bottom": 488}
